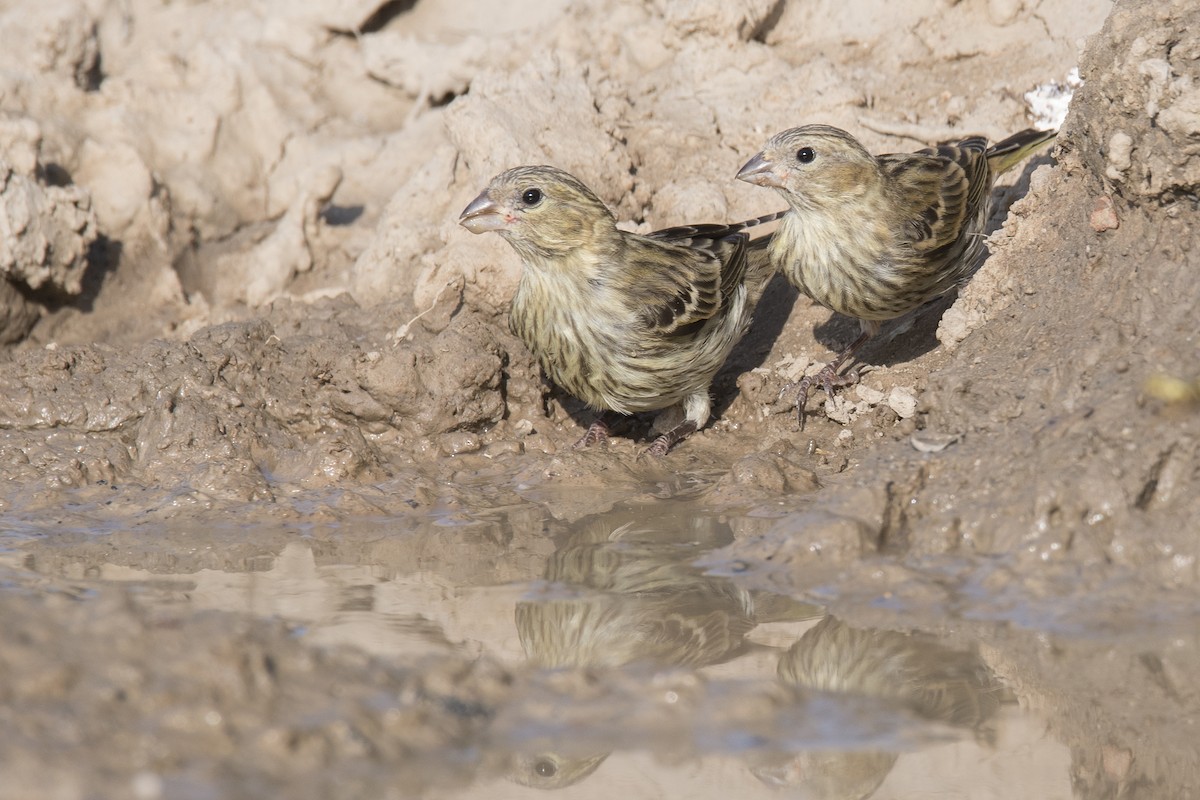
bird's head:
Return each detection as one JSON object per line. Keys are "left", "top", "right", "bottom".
{"left": 459, "top": 165, "right": 616, "bottom": 261}
{"left": 737, "top": 125, "right": 878, "bottom": 211}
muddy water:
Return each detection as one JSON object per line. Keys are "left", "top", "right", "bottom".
{"left": 5, "top": 476, "right": 1192, "bottom": 798}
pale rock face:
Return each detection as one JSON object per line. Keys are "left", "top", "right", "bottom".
{"left": 0, "top": 158, "right": 97, "bottom": 296}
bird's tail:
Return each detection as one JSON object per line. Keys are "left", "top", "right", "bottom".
{"left": 986, "top": 128, "right": 1057, "bottom": 175}
{"left": 726, "top": 209, "right": 787, "bottom": 304}
{"left": 731, "top": 208, "right": 788, "bottom": 231}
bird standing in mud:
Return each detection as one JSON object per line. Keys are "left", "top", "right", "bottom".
{"left": 459, "top": 166, "right": 778, "bottom": 456}
{"left": 737, "top": 124, "right": 1056, "bottom": 427}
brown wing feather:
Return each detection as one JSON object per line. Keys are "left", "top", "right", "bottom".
{"left": 627, "top": 224, "right": 750, "bottom": 341}
{"left": 880, "top": 137, "right": 988, "bottom": 257}
{"left": 938, "top": 138, "right": 991, "bottom": 231}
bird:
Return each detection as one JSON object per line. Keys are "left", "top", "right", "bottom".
{"left": 736, "top": 124, "right": 1056, "bottom": 427}
{"left": 510, "top": 510, "right": 817, "bottom": 789}
{"left": 514, "top": 516, "right": 760, "bottom": 671}
{"left": 459, "top": 165, "right": 782, "bottom": 455}
{"left": 775, "top": 616, "right": 1002, "bottom": 731}
{"left": 751, "top": 615, "right": 1002, "bottom": 796}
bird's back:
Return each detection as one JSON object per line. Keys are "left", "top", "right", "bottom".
{"left": 509, "top": 226, "right": 756, "bottom": 416}
{"left": 874, "top": 137, "right": 994, "bottom": 306}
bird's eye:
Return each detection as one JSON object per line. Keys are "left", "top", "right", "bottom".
{"left": 534, "top": 759, "right": 558, "bottom": 778}
{"left": 521, "top": 188, "right": 543, "bottom": 206}
{"left": 796, "top": 147, "right": 815, "bottom": 164}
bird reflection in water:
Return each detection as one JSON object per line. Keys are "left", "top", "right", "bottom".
{"left": 509, "top": 507, "right": 813, "bottom": 789}
{"left": 752, "top": 616, "right": 1004, "bottom": 799}
{"left": 506, "top": 506, "right": 1004, "bottom": 796}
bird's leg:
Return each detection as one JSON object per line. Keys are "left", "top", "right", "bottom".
{"left": 641, "top": 420, "right": 698, "bottom": 458}
{"left": 573, "top": 412, "right": 614, "bottom": 449}
{"left": 786, "top": 331, "right": 872, "bottom": 430}
{"left": 642, "top": 393, "right": 709, "bottom": 457}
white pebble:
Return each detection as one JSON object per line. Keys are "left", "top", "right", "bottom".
{"left": 887, "top": 387, "right": 918, "bottom": 419}
{"left": 911, "top": 431, "right": 959, "bottom": 453}
{"left": 855, "top": 384, "right": 886, "bottom": 405}
{"left": 823, "top": 394, "right": 862, "bottom": 425}
{"left": 1105, "top": 131, "right": 1133, "bottom": 180}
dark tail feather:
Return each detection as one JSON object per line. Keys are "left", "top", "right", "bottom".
{"left": 986, "top": 128, "right": 1057, "bottom": 175}
{"left": 647, "top": 209, "right": 786, "bottom": 244}
{"left": 731, "top": 208, "right": 788, "bottom": 231}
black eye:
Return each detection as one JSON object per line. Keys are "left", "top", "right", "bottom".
{"left": 796, "top": 147, "right": 815, "bottom": 164}
{"left": 534, "top": 759, "right": 558, "bottom": 778}
{"left": 521, "top": 188, "right": 543, "bottom": 205}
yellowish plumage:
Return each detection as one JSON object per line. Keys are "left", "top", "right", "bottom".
{"left": 737, "top": 124, "right": 1056, "bottom": 424}
{"left": 460, "top": 165, "right": 778, "bottom": 454}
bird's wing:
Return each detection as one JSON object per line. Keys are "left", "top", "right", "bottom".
{"left": 880, "top": 137, "right": 989, "bottom": 257}
{"left": 647, "top": 223, "right": 751, "bottom": 299}
{"left": 621, "top": 225, "right": 750, "bottom": 340}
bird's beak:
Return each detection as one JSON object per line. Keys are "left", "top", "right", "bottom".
{"left": 736, "top": 152, "right": 784, "bottom": 189}
{"left": 458, "top": 191, "right": 508, "bottom": 233}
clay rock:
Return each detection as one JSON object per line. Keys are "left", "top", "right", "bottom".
{"left": 0, "top": 114, "right": 43, "bottom": 176}
{"left": 0, "top": 159, "right": 97, "bottom": 296}
{"left": 654, "top": 0, "right": 784, "bottom": 41}
{"left": 215, "top": 165, "right": 342, "bottom": 307}
{"left": 361, "top": 33, "right": 489, "bottom": 103}
{"left": 1067, "top": 0, "right": 1200, "bottom": 198}
{"left": 0, "top": 281, "right": 39, "bottom": 344}
{"left": 350, "top": 143, "right": 460, "bottom": 308}
{"left": 281, "top": 0, "right": 393, "bottom": 32}
{"left": 355, "top": 313, "right": 509, "bottom": 437}
{"left": 444, "top": 51, "right": 629, "bottom": 194}
{"left": 0, "top": 0, "right": 99, "bottom": 90}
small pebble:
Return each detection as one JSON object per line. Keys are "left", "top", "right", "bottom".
{"left": 887, "top": 387, "right": 919, "bottom": 419}
{"left": 1105, "top": 132, "right": 1133, "bottom": 178}
{"left": 438, "top": 431, "right": 482, "bottom": 456}
{"left": 483, "top": 440, "right": 523, "bottom": 458}
{"left": 911, "top": 431, "right": 959, "bottom": 453}
{"left": 855, "top": 384, "right": 886, "bottom": 405}
{"left": 824, "top": 394, "right": 863, "bottom": 425}
{"left": 1090, "top": 195, "right": 1119, "bottom": 232}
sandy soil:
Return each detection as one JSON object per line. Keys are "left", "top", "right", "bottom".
{"left": 1, "top": 0, "right": 1198, "bottom": 797}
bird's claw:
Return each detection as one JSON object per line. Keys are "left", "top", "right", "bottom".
{"left": 640, "top": 437, "right": 672, "bottom": 458}
{"left": 573, "top": 418, "right": 610, "bottom": 449}
{"left": 788, "top": 364, "right": 863, "bottom": 430}
{"left": 638, "top": 420, "right": 698, "bottom": 459}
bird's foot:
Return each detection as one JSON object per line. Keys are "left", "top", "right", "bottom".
{"left": 781, "top": 363, "right": 863, "bottom": 431}
{"left": 640, "top": 420, "right": 698, "bottom": 458}
{"left": 573, "top": 417, "right": 611, "bottom": 449}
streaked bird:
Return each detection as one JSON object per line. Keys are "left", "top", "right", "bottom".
{"left": 737, "top": 124, "right": 1056, "bottom": 426}
{"left": 460, "top": 165, "right": 781, "bottom": 455}
{"left": 776, "top": 616, "right": 1002, "bottom": 731}
{"left": 752, "top": 615, "right": 1003, "bottom": 797}
{"left": 511, "top": 511, "right": 818, "bottom": 789}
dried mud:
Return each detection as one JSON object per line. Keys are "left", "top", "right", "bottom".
{"left": 1, "top": 0, "right": 1198, "bottom": 797}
